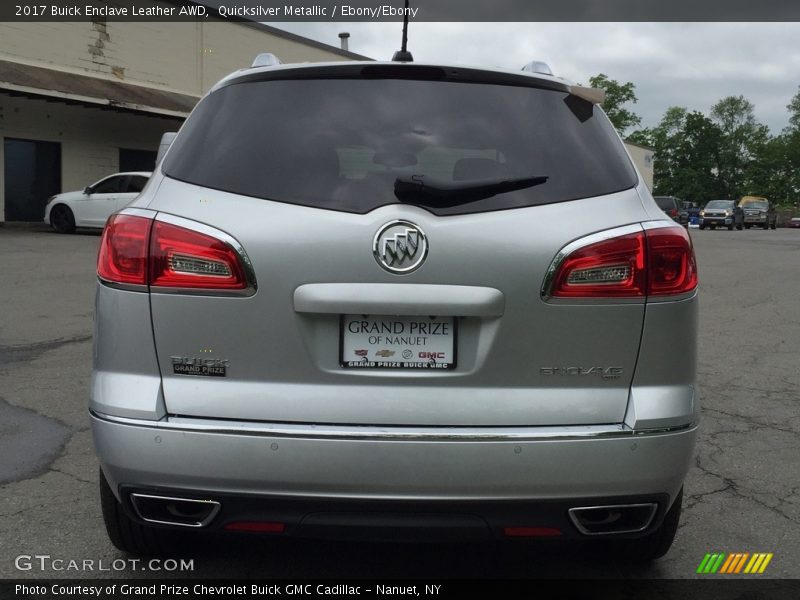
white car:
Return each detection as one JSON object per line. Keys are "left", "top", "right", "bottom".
{"left": 44, "top": 172, "right": 151, "bottom": 233}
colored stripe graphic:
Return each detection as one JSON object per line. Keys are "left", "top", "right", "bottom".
{"left": 733, "top": 553, "right": 750, "bottom": 573}
{"left": 719, "top": 553, "right": 736, "bottom": 574}
{"left": 711, "top": 553, "right": 726, "bottom": 573}
{"left": 699, "top": 552, "right": 773, "bottom": 574}
{"left": 758, "top": 553, "right": 773, "bottom": 573}
{"left": 697, "top": 553, "right": 713, "bottom": 574}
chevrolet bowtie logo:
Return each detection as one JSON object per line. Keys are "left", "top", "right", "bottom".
{"left": 373, "top": 221, "right": 428, "bottom": 274}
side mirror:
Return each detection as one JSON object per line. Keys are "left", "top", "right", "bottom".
{"left": 83, "top": 186, "right": 92, "bottom": 195}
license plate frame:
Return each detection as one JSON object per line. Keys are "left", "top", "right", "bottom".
{"left": 339, "top": 315, "right": 457, "bottom": 370}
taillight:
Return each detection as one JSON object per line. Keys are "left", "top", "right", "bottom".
{"left": 97, "top": 212, "right": 253, "bottom": 293}
{"left": 670, "top": 208, "right": 678, "bottom": 217}
{"left": 646, "top": 226, "right": 697, "bottom": 296}
{"left": 547, "top": 225, "right": 697, "bottom": 299}
{"left": 149, "top": 221, "right": 249, "bottom": 290}
{"left": 550, "top": 232, "right": 647, "bottom": 298}
{"left": 97, "top": 214, "right": 152, "bottom": 285}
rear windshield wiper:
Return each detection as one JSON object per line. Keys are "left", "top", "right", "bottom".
{"left": 394, "top": 174, "right": 548, "bottom": 206}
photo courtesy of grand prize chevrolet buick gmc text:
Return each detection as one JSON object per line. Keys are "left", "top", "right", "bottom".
{"left": 90, "top": 55, "right": 699, "bottom": 560}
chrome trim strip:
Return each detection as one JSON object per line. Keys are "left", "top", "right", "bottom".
{"left": 130, "top": 493, "right": 221, "bottom": 528}
{"left": 568, "top": 502, "right": 658, "bottom": 536}
{"left": 90, "top": 410, "right": 696, "bottom": 442}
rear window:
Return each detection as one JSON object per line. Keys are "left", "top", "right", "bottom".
{"left": 741, "top": 200, "right": 768, "bottom": 209}
{"left": 163, "top": 78, "right": 637, "bottom": 216}
{"left": 654, "top": 197, "right": 678, "bottom": 210}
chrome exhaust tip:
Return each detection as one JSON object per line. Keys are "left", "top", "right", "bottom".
{"left": 130, "top": 493, "right": 221, "bottom": 528}
{"left": 568, "top": 503, "right": 657, "bottom": 536}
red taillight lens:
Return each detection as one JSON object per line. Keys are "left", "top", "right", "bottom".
{"left": 549, "top": 226, "right": 697, "bottom": 299}
{"left": 97, "top": 214, "right": 153, "bottom": 285}
{"left": 646, "top": 226, "right": 698, "bottom": 296}
{"left": 98, "top": 214, "right": 251, "bottom": 292}
{"left": 670, "top": 208, "right": 678, "bottom": 217}
{"left": 550, "top": 232, "right": 647, "bottom": 298}
{"left": 223, "top": 521, "right": 285, "bottom": 533}
{"left": 149, "top": 221, "right": 248, "bottom": 290}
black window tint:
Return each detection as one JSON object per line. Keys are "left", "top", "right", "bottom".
{"left": 91, "top": 176, "right": 124, "bottom": 194}
{"left": 126, "top": 176, "right": 148, "bottom": 193}
{"left": 654, "top": 197, "right": 677, "bottom": 210}
{"left": 164, "top": 79, "right": 637, "bottom": 215}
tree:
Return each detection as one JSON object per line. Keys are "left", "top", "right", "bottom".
{"left": 647, "top": 108, "right": 725, "bottom": 202}
{"left": 787, "top": 85, "right": 800, "bottom": 131}
{"left": 589, "top": 73, "right": 642, "bottom": 135}
{"left": 709, "top": 96, "right": 769, "bottom": 199}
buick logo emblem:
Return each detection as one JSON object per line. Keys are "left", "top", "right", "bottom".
{"left": 373, "top": 220, "right": 428, "bottom": 274}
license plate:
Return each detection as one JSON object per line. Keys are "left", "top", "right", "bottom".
{"left": 340, "top": 315, "right": 457, "bottom": 369}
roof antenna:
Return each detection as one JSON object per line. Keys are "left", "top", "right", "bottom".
{"left": 391, "top": 0, "right": 413, "bottom": 61}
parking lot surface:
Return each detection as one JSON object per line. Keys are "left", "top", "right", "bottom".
{"left": 1, "top": 224, "right": 798, "bottom": 579}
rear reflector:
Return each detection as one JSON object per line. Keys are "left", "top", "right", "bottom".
{"left": 548, "top": 225, "right": 697, "bottom": 299}
{"left": 503, "top": 527, "right": 563, "bottom": 537}
{"left": 97, "top": 214, "right": 152, "bottom": 285}
{"left": 224, "top": 521, "right": 286, "bottom": 533}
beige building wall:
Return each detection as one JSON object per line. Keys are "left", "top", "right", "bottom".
{"left": 0, "top": 13, "right": 363, "bottom": 222}
{"left": 0, "top": 95, "right": 181, "bottom": 221}
{"left": 624, "top": 141, "right": 654, "bottom": 192}
{"left": 0, "top": 18, "right": 356, "bottom": 98}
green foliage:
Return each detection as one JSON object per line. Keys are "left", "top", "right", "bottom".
{"left": 788, "top": 86, "right": 800, "bottom": 131}
{"left": 589, "top": 73, "right": 642, "bottom": 135}
{"left": 638, "top": 90, "right": 800, "bottom": 205}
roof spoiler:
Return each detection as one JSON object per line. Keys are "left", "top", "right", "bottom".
{"left": 568, "top": 85, "right": 605, "bottom": 105}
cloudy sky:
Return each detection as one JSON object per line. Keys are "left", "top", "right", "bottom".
{"left": 272, "top": 22, "right": 800, "bottom": 135}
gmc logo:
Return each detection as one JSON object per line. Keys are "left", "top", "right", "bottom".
{"left": 419, "top": 352, "right": 446, "bottom": 359}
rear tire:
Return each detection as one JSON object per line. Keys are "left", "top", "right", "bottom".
{"left": 770, "top": 221, "right": 777, "bottom": 230}
{"left": 99, "top": 468, "right": 181, "bottom": 556}
{"left": 727, "top": 224, "right": 734, "bottom": 230}
{"left": 50, "top": 204, "right": 76, "bottom": 234}
{"left": 699, "top": 224, "right": 706, "bottom": 230}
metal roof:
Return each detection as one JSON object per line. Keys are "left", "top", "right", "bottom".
{"left": 0, "top": 59, "right": 197, "bottom": 117}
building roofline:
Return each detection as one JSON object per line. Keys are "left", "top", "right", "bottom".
{"left": 167, "top": 2, "right": 372, "bottom": 61}
{"left": 239, "top": 21, "right": 372, "bottom": 61}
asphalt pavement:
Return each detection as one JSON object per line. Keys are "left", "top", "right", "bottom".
{"left": 0, "top": 224, "right": 798, "bottom": 579}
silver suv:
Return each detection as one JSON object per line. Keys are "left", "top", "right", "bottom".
{"left": 91, "top": 58, "right": 699, "bottom": 559}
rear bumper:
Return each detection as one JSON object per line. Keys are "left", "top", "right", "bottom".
{"left": 92, "top": 411, "right": 696, "bottom": 538}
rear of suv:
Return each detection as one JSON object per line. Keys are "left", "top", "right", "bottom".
{"left": 91, "top": 59, "right": 698, "bottom": 560}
